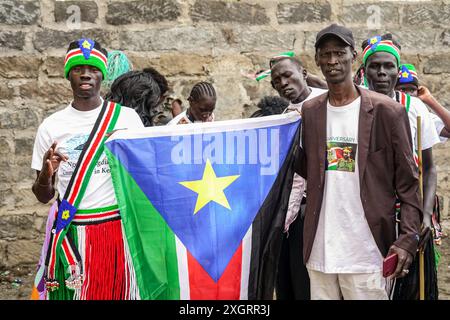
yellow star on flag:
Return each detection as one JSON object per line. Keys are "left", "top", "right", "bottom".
{"left": 402, "top": 71, "right": 409, "bottom": 78}
{"left": 370, "top": 37, "right": 378, "bottom": 44}
{"left": 82, "top": 40, "right": 91, "bottom": 49}
{"left": 62, "top": 210, "right": 70, "bottom": 220}
{"left": 179, "top": 159, "right": 240, "bottom": 215}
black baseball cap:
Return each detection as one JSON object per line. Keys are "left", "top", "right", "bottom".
{"left": 315, "top": 23, "right": 355, "bottom": 49}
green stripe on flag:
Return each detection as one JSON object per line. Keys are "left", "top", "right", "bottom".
{"left": 106, "top": 149, "right": 181, "bottom": 300}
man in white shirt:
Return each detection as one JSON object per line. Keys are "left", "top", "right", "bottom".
{"left": 31, "top": 38, "right": 143, "bottom": 300}
{"left": 297, "top": 24, "right": 422, "bottom": 300}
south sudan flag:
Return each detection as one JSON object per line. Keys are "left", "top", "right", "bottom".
{"left": 105, "top": 113, "right": 301, "bottom": 299}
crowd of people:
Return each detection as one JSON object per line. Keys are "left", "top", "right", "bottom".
{"left": 30, "top": 22, "right": 450, "bottom": 300}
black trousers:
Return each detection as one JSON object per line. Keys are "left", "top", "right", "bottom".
{"left": 276, "top": 203, "right": 310, "bottom": 300}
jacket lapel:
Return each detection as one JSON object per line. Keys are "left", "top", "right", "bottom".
{"left": 315, "top": 93, "right": 328, "bottom": 183}
{"left": 357, "top": 87, "right": 374, "bottom": 185}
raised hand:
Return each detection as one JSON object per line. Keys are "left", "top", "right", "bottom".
{"left": 38, "top": 142, "right": 68, "bottom": 185}
{"left": 417, "top": 85, "right": 432, "bottom": 102}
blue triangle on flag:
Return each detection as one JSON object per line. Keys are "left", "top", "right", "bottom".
{"left": 106, "top": 121, "right": 299, "bottom": 282}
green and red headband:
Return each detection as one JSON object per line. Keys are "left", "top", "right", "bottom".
{"left": 362, "top": 35, "right": 401, "bottom": 66}
{"left": 255, "top": 51, "right": 296, "bottom": 82}
{"left": 64, "top": 38, "right": 108, "bottom": 79}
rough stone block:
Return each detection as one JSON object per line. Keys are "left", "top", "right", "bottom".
{"left": 208, "top": 55, "right": 253, "bottom": 76}
{"left": 19, "top": 81, "right": 72, "bottom": 104}
{"left": 212, "top": 77, "right": 249, "bottom": 120}
{"left": 0, "top": 215, "right": 40, "bottom": 240}
{"left": 106, "top": 0, "right": 180, "bottom": 25}
{"left": 404, "top": 3, "right": 450, "bottom": 27}
{"left": 0, "top": 239, "right": 41, "bottom": 267}
{"left": 221, "top": 28, "right": 296, "bottom": 52}
{"left": 423, "top": 54, "right": 450, "bottom": 74}
{"left": 0, "top": 56, "right": 40, "bottom": 79}
{"left": 0, "top": 107, "right": 39, "bottom": 130}
{"left": 13, "top": 186, "right": 38, "bottom": 206}
{"left": 14, "top": 137, "right": 34, "bottom": 156}
{"left": 277, "top": 2, "right": 331, "bottom": 24}
{"left": 191, "top": 1, "right": 269, "bottom": 25}
{"left": 339, "top": 2, "right": 399, "bottom": 27}
{"left": 119, "top": 27, "right": 224, "bottom": 52}
{"left": 54, "top": 0, "right": 98, "bottom": 23}
{"left": 0, "top": 0, "right": 40, "bottom": 25}
{"left": 0, "top": 136, "right": 12, "bottom": 155}
{"left": 33, "top": 30, "right": 117, "bottom": 52}
{"left": 0, "top": 189, "right": 9, "bottom": 208}
{"left": 0, "top": 82, "right": 14, "bottom": 100}
{"left": 159, "top": 54, "right": 212, "bottom": 76}
{"left": 42, "top": 56, "right": 65, "bottom": 78}
{"left": 0, "top": 31, "right": 25, "bottom": 51}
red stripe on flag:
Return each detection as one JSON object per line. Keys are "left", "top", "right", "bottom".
{"left": 187, "top": 243, "right": 243, "bottom": 300}
{"left": 69, "top": 103, "right": 115, "bottom": 204}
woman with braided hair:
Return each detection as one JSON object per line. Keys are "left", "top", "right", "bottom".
{"left": 168, "top": 81, "right": 217, "bottom": 125}
{"left": 105, "top": 70, "right": 167, "bottom": 126}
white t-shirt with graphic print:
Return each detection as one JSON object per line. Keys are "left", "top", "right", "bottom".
{"left": 306, "top": 97, "right": 384, "bottom": 273}
{"left": 31, "top": 99, "right": 144, "bottom": 209}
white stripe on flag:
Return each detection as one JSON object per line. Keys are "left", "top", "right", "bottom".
{"left": 175, "top": 235, "right": 190, "bottom": 299}
{"left": 240, "top": 225, "right": 252, "bottom": 300}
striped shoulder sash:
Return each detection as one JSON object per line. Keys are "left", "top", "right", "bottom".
{"left": 44, "top": 100, "right": 122, "bottom": 291}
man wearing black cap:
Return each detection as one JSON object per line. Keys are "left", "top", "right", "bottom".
{"left": 31, "top": 38, "right": 144, "bottom": 299}
{"left": 296, "top": 24, "right": 422, "bottom": 299}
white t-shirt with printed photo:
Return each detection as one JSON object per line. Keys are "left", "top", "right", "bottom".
{"left": 31, "top": 99, "right": 144, "bottom": 209}
{"left": 306, "top": 97, "right": 384, "bottom": 273}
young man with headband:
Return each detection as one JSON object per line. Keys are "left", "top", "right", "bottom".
{"left": 32, "top": 38, "right": 144, "bottom": 300}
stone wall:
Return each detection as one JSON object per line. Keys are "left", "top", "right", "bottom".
{"left": 1, "top": 0, "right": 449, "bottom": 268}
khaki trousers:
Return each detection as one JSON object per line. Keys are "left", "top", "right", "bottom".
{"left": 307, "top": 268, "right": 389, "bottom": 300}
